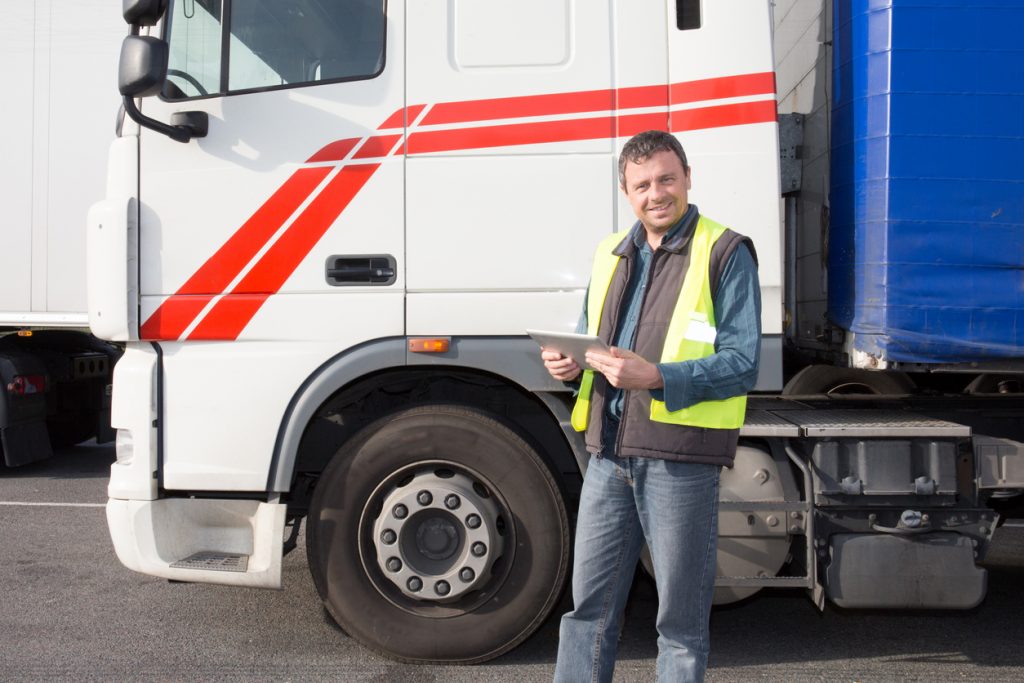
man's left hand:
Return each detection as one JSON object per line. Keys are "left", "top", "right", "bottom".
{"left": 585, "top": 347, "right": 664, "bottom": 390}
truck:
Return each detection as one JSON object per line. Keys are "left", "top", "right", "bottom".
{"left": 0, "top": 1, "right": 124, "bottom": 468}
{"left": 94, "top": 0, "right": 1024, "bottom": 664}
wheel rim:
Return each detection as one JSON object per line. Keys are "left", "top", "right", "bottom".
{"left": 359, "top": 461, "right": 513, "bottom": 615}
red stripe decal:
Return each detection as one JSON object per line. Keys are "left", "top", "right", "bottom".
{"left": 422, "top": 89, "right": 615, "bottom": 126}
{"left": 378, "top": 104, "right": 426, "bottom": 130}
{"left": 306, "top": 138, "right": 361, "bottom": 163}
{"left": 670, "top": 99, "right": 777, "bottom": 133}
{"left": 406, "top": 100, "right": 770, "bottom": 156}
{"left": 617, "top": 85, "right": 669, "bottom": 111}
{"left": 407, "top": 116, "right": 609, "bottom": 154}
{"left": 618, "top": 112, "right": 670, "bottom": 138}
{"left": 184, "top": 294, "right": 268, "bottom": 341}
{"left": 420, "top": 73, "right": 773, "bottom": 127}
{"left": 670, "top": 71, "right": 776, "bottom": 106}
{"left": 139, "top": 166, "right": 330, "bottom": 340}
{"left": 187, "top": 164, "right": 380, "bottom": 340}
{"left": 153, "top": 72, "right": 775, "bottom": 340}
{"left": 353, "top": 134, "right": 403, "bottom": 159}
{"left": 139, "top": 295, "right": 213, "bottom": 340}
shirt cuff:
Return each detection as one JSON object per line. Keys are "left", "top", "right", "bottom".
{"left": 654, "top": 362, "right": 688, "bottom": 411}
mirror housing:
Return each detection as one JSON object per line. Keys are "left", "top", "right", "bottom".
{"left": 123, "top": 0, "right": 168, "bottom": 26}
{"left": 118, "top": 35, "right": 169, "bottom": 98}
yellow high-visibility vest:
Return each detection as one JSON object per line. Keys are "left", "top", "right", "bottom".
{"left": 571, "top": 216, "right": 747, "bottom": 431}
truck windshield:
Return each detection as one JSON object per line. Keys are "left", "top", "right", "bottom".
{"left": 163, "top": 0, "right": 386, "bottom": 99}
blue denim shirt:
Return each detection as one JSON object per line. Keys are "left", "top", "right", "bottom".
{"left": 576, "top": 206, "right": 761, "bottom": 452}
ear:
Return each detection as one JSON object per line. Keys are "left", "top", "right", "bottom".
{"left": 685, "top": 167, "right": 692, "bottom": 189}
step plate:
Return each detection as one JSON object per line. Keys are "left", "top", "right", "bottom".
{"left": 740, "top": 409, "right": 801, "bottom": 437}
{"left": 170, "top": 551, "right": 249, "bottom": 573}
{"left": 784, "top": 410, "right": 970, "bottom": 438}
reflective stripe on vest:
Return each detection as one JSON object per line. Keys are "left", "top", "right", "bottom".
{"left": 570, "top": 216, "right": 747, "bottom": 432}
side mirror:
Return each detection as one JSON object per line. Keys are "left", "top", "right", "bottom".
{"left": 117, "top": 34, "right": 206, "bottom": 144}
{"left": 123, "top": 0, "right": 168, "bottom": 26}
{"left": 118, "top": 35, "right": 168, "bottom": 98}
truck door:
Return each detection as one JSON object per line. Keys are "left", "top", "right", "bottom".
{"left": 137, "top": 0, "right": 404, "bottom": 344}
{"left": 133, "top": 0, "right": 405, "bottom": 491}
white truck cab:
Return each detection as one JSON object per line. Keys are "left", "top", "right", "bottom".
{"left": 94, "top": 0, "right": 790, "bottom": 663}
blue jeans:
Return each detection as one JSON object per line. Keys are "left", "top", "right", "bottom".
{"left": 554, "top": 455, "right": 720, "bottom": 683}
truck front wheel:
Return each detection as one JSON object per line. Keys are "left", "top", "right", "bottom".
{"left": 306, "top": 404, "right": 570, "bottom": 663}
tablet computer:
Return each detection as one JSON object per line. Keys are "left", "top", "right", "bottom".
{"left": 526, "top": 329, "right": 610, "bottom": 371}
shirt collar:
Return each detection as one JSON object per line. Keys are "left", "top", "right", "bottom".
{"left": 614, "top": 204, "right": 699, "bottom": 257}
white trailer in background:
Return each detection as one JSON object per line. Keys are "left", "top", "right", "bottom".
{"left": 0, "top": 1, "right": 124, "bottom": 465}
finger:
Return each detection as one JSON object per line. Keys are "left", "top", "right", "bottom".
{"left": 609, "top": 346, "right": 638, "bottom": 359}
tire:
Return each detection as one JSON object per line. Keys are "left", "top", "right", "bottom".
{"left": 783, "top": 365, "right": 915, "bottom": 396}
{"left": 306, "top": 404, "right": 570, "bottom": 664}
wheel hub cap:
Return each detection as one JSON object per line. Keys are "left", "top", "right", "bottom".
{"left": 373, "top": 470, "right": 504, "bottom": 602}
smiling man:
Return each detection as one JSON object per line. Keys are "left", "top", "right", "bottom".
{"left": 542, "top": 130, "right": 762, "bottom": 682}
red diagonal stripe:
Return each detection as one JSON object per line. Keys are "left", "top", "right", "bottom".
{"left": 139, "top": 295, "right": 213, "bottom": 340}
{"left": 184, "top": 294, "right": 268, "bottom": 341}
{"left": 306, "top": 137, "right": 361, "bottom": 163}
{"left": 353, "top": 134, "right": 403, "bottom": 159}
{"left": 139, "top": 166, "right": 330, "bottom": 340}
{"left": 377, "top": 104, "right": 427, "bottom": 130}
{"left": 187, "top": 164, "right": 380, "bottom": 340}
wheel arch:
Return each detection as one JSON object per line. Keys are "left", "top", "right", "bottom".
{"left": 268, "top": 337, "right": 584, "bottom": 504}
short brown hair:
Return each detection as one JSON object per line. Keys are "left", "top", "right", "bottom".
{"left": 618, "top": 130, "right": 689, "bottom": 186}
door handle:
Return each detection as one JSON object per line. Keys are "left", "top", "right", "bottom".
{"left": 326, "top": 255, "right": 397, "bottom": 286}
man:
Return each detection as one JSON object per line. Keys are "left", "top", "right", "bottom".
{"left": 543, "top": 130, "right": 761, "bottom": 682}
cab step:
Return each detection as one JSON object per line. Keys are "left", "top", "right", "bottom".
{"left": 171, "top": 551, "right": 249, "bottom": 573}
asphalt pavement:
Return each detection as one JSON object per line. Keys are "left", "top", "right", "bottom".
{"left": 2, "top": 442, "right": 1024, "bottom": 682}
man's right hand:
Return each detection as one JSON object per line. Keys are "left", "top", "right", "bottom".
{"left": 542, "top": 349, "right": 582, "bottom": 382}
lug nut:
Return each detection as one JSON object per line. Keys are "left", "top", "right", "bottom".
{"left": 417, "top": 491, "right": 433, "bottom": 506}
{"left": 407, "top": 576, "right": 422, "bottom": 592}
{"left": 466, "top": 514, "right": 481, "bottom": 529}
{"left": 435, "top": 581, "right": 451, "bottom": 596}
{"left": 386, "top": 557, "right": 402, "bottom": 572}
{"left": 471, "top": 542, "right": 487, "bottom": 557}
{"left": 445, "top": 494, "right": 461, "bottom": 510}
{"left": 393, "top": 504, "right": 408, "bottom": 520}
{"left": 380, "top": 529, "right": 397, "bottom": 545}
{"left": 900, "top": 510, "right": 922, "bottom": 528}
{"left": 459, "top": 567, "right": 476, "bottom": 583}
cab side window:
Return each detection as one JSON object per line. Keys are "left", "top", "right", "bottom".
{"left": 163, "top": 0, "right": 386, "bottom": 99}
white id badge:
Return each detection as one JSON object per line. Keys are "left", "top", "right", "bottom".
{"left": 684, "top": 312, "right": 717, "bottom": 344}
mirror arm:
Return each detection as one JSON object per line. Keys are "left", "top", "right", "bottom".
{"left": 122, "top": 95, "right": 202, "bottom": 144}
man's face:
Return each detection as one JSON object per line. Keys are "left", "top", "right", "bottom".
{"left": 621, "top": 149, "right": 691, "bottom": 237}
